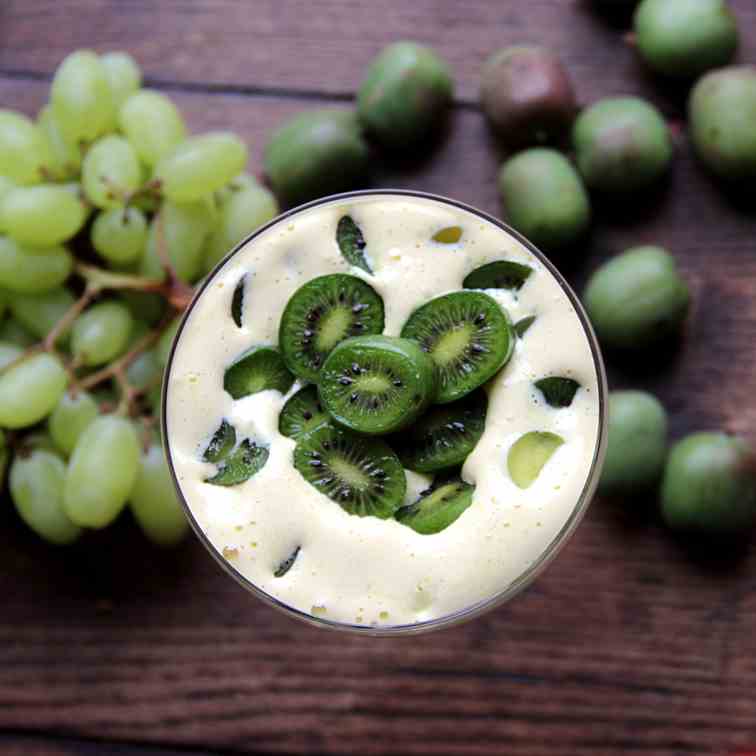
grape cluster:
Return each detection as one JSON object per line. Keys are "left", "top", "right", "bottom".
{"left": 0, "top": 50, "right": 279, "bottom": 547}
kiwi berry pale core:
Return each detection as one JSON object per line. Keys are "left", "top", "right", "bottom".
{"left": 166, "top": 194, "right": 601, "bottom": 628}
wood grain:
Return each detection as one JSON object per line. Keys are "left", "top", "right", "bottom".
{"left": 1, "top": 1, "right": 756, "bottom": 754}
{"left": 0, "top": 0, "right": 755, "bottom": 105}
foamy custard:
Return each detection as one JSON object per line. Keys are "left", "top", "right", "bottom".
{"left": 165, "top": 194, "right": 602, "bottom": 628}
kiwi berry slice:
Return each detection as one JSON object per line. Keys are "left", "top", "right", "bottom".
{"left": 231, "top": 274, "right": 245, "bottom": 327}
{"left": 396, "top": 475, "right": 474, "bottom": 534}
{"left": 336, "top": 215, "right": 372, "bottom": 274}
{"left": 514, "top": 315, "right": 536, "bottom": 337}
{"left": 463, "top": 260, "right": 533, "bottom": 291}
{"left": 432, "top": 226, "right": 463, "bottom": 244}
{"left": 535, "top": 376, "right": 580, "bottom": 407}
{"left": 202, "top": 419, "right": 236, "bottom": 462}
{"left": 279, "top": 274, "right": 385, "bottom": 382}
{"left": 279, "top": 385, "right": 330, "bottom": 439}
{"left": 401, "top": 291, "right": 514, "bottom": 403}
{"left": 393, "top": 388, "right": 487, "bottom": 473}
{"left": 205, "top": 439, "right": 269, "bottom": 487}
{"left": 224, "top": 346, "right": 294, "bottom": 400}
{"left": 507, "top": 431, "right": 563, "bottom": 489}
{"left": 294, "top": 425, "right": 406, "bottom": 518}
{"left": 319, "top": 335, "right": 436, "bottom": 435}
{"left": 274, "top": 545, "right": 301, "bottom": 577}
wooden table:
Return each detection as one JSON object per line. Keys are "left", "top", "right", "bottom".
{"left": 1, "top": 2, "right": 756, "bottom": 754}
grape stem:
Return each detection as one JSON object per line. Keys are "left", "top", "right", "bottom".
{"left": 43, "top": 284, "right": 97, "bottom": 352}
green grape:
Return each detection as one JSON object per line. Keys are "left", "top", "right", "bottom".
{"left": 8, "top": 286, "right": 75, "bottom": 344}
{"left": 156, "top": 317, "right": 180, "bottom": 368}
{"left": 101, "top": 52, "right": 142, "bottom": 108}
{"left": 91, "top": 206, "right": 147, "bottom": 264}
{"left": 82, "top": 135, "right": 141, "bottom": 209}
{"left": 118, "top": 90, "right": 186, "bottom": 166}
{"left": 0, "top": 317, "right": 36, "bottom": 347}
{"left": 0, "top": 237, "right": 73, "bottom": 294}
{"left": 48, "top": 390, "right": 99, "bottom": 456}
{"left": 203, "top": 184, "right": 279, "bottom": 273}
{"left": 130, "top": 444, "right": 189, "bottom": 546}
{"left": 71, "top": 300, "right": 133, "bottom": 367}
{"left": 0, "top": 184, "right": 86, "bottom": 245}
{"left": 63, "top": 415, "right": 141, "bottom": 529}
{"left": 50, "top": 50, "right": 114, "bottom": 143}
{"left": 0, "top": 353, "right": 68, "bottom": 428}
{"left": 0, "top": 109, "right": 51, "bottom": 185}
{"left": 37, "top": 104, "right": 81, "bottom": 180}
{"left": 140, "top": 200, "right": 213, "bottom": 283}
{"left": 215, "top": 172, "right": 259, "bottom": 205}
{"left": 10, "top": 449, "right": 82, "bottom": 545}
{"left": 154, "top": 132, "right": 247, "bottom": 203}
{"left": 0, "top": 176, "right": 15, "bottom": 231}
{"left": 126, "top": 348, "right": 161, "bottom": 391}
{"left": 0, "top": 341, "right": 22, "bottom": 370}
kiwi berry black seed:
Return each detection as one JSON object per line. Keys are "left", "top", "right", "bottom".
{"left": 319, "top": 335, "right": 437, "bottom": 435}
{"left": 279, "top": 274, "right": 385, "bottom": 382}
{"left": 401, "top": 291, "right": 514, "bottom": 403}
{"left": 294, "top": 425, "right": 406, "bottom": 519}
{"left": 393, "top": 388, "right": 488, "bottom": 473}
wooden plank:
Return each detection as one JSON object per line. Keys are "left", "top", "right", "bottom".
{"left": 2, "top": 9, "right": 756, "bottom": 752}
{"left": 0, "top": 732, "right": 224, "bottom": 755}
{"left": 0, "top": 0, "right": 754, "bottom": 105}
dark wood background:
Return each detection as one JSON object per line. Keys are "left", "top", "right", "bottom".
{"left": 1, "top": 2, "right": 756, "bottom": 754}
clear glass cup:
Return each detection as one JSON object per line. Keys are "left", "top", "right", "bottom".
{"left": 162, "top": 189, "right": 608, "bottom": 636}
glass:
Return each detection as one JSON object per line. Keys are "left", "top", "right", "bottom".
{"left": 162, "top": 189, "right": 608, "bottom": 636}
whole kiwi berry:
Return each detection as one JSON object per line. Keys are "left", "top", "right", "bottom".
{"left": 583, "top": 245, "right": 690, "bottom": 350}
{"left": 662, "top": 432, "right": 756, "bottom": 536}
{"left": 634, "top": 0, "right": 738, "bottom": 79}
{"left": 479, "top": 46, "right": 577, "bottom": 147}
{"left": 498, "top": 148, "right": 591, "bottom": 251}
{"left": 572, "top": 96, "right": 673, "bottom": 192}
{"left": 599, "top": 390, "right": 668, "bottom": 497}
{"left": 263, "top": 109, "right": 370, "bottom": 207}
{"left": 688, "top": 65, "right": 756, "bottom": 181}
{"left": 357, "top": 41, "right": 453, "bottom": 150}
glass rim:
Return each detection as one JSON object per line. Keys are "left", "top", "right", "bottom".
{"left": 162, "top": 189, "right": 609, "bottom": 637}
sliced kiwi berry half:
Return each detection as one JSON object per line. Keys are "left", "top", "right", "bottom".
{"left": 535, "top": 376, "right": 580, "bottom": 408}
{"left": 432, "top": 226, "right": 463, "bottom": 244}
{"left": 201, "top": 420, "right": 269, "bottom": 487}
{"left": 392, "top": 388, "right": 487, "bottom": 473}
{"left": 395, "top": 475, "right": 474, "bottom": 534}
{"left": 279, "top": 273, "right": 385, "bottom": 382}
{"left": 336, "top": 215, "right": 372, "bottom": 274}
{"left": 507, "top": 431, "right": 564, "bottom": 489}
{"left": 202, "top": 419, "right": 236, "bottom": 462}
{"left": 206, "top": 439, "right": 270, "bottom": 487}
{"left": 463, "top": 260, "right": 533, "bottom": 291}
{"left": 231, "top": 274, "right": 245, "bottom": 327}
{"left": 294, "top": 425, "right": 406, "bottom": 518}
{"left": 223, "top": 346, "right": 294, "bottom": 400}
{"left": 319, "top": 335, "right": 437, "bottom": 435}
{"left": 401, "top": 291, "right": 514, "bottom": 403}
{"left": 274, "top": 545, "right": 301, "bottom": 577}
{"left": 279, "top": 385, "right": 330, "bottom": 439}
{"left": 514, "top": 315, "right": 536, "bottom": 337}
